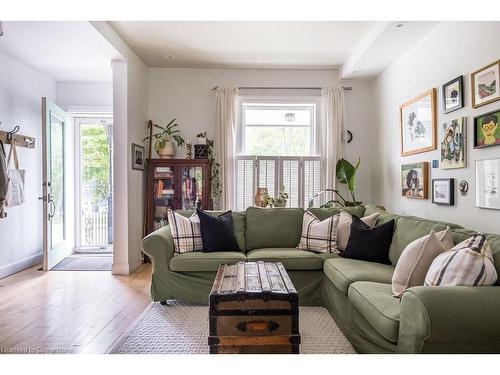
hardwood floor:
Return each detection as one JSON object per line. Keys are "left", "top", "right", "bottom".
{"left": 0, "top": 263, "right": 152, "bottom": 354}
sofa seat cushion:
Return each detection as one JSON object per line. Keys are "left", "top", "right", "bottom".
{"left": 246, "top": 248, "right": 323, "bottom": 270}
{"left": 323, "top": 257, "right": 394, "bottom": 294}
{"left": 170, "top": 251, "right": 247, "bottom": 272}
{"left": 348, "top": 282, "right": 401, "bottom": 343}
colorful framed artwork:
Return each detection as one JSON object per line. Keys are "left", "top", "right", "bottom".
{"left": 474, "top": 109, "right": 500, "bottom": 149}
{"left": 440, "top": 117, "right": 467, "bottom": 169}
{"left": 476, "top": 158, "right": 500, "bottom": 210}
{"left": 400, "top": 89, "right": 436, "bottom": 156}
{"left": 131, "top": 143, "right": 145, "bottom": 171}
{"left": 432, "top": 178, "right": 455, "bottom": 206}
{"left": 471, "top": 60, "right": 500, "bottom": 108}
{"left": 401, "top": 162, "right": 429, "bottom": 199}
{"left": 442, "top": 76, "right": 464, "bottom": 113}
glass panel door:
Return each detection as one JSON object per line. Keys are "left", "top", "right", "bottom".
{"left": 181, "top": 166, "right": 203, "bottom": 210}
{"left": 49, "top": 113, "right": 65, "bottom": 246}
{"left": 153, "top": 166, "right": 176, "bottom": 230}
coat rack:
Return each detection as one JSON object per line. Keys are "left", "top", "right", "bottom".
{"left": 0, "top": 122, "right": 36, "bottom": 148}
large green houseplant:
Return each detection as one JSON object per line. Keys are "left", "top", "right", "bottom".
{"left": 144, "top": 119, "right": 185, "bottom": 159}
{"left": 320, "top": 157, "right": 361, "bottom": 208}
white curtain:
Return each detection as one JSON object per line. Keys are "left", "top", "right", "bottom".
{"left": 215, "top": 87, "right": 238, "bottom": 210}
{"left": 322, "top": 87, "right": 347, "bottom": 190}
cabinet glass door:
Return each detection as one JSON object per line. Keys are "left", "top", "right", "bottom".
{"left": 153, "top": 166, "right": 176, "bottom": 230}
{"left": 181, "top": 166, "right": 204, "bottom": 210}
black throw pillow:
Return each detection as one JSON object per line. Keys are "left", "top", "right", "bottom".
{"left": 340, "top": 215, "right": 395, "bottom": 265}
{"left": 197, "top": 209, "right": 241, "bottom": 252}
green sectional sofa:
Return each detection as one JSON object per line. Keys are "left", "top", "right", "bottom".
{"left": 141, "top": 204, "right": 500, "bottom": 353}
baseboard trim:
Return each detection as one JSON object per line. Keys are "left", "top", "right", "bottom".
{"left": 0, "top": 253, "right": 43, "bottom": 279}
{"left": 112, "top": 255, "right": 143, "bottom": 275}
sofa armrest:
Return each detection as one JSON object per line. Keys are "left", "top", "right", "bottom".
{"left": 142, "top": 225, "right": 175, "bottom": 271}
{"left": 398, "top": 285, "right": 500, "bottom": 353}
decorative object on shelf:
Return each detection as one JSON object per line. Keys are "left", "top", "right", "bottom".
{"left": 194, "top": 144, "right": 209, "bottom": 159}
{"left": 264, "top": 186, "right": 289, "bottom": 208}
{"left": 474, "top": 109, "right": 500, "bottom": 149}
{"left": 400, "top": 88, "right": 436, "bottom": 156}
{"left": 146, "top": 120, "right": 153, "bottom": 159}
{"left": 432, "top": 160, "right": 439, "bottom": 168}
{"left": 459, "top": 180, "right": 469, "bottom": 195}
{"left": 471, "top": 60, "right": 500, "bottom": 108}
{"left": 185, "top": 140, "right": 192, "bottom": 159}
{"left": 476, "top": 158, "right": 500, "bottom": 210}
{"left": 131, "top": 143, "right": 145, "bottom": 171}
{"left": 441, "top": 117, "right": 467, "bottom": 169}
{"left": 432, "top": 178, "right": 455, "bottom": 206}
{"left": 401, "top": 162, "right": 429, "bottom": 199}
{"left": 442, "top": 75, "right": 464, "bottom": 113}
{"left": 143, "top": 119, "right": 185, "bottom": 159}
{"left": 254, "top": 187, "right": 268, "bottom": 207}
{"left": 195, "top": 132, "right": 222, "bottom": 202}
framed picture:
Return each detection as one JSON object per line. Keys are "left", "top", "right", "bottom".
{"left": 400, "top": 89, "right": 437, "bottom": 156}
{"left": 401, "top": 162, "right": 429, "bottom": 199}
{"left": 131, "top": 143, "right": 145, "bottom": 170}
{"left": 476, "top": 158, "right": 500, "bottom": 210}
{"left": 432, "top": 178, "right": 455, "bottom": 206}
{"left": 471, "top": 60, "right": 500, "bottom": 108}
{"left": 474, "top": 109, "right": 500, "bottom": 149}
{"left": 442, "top": 76, "right": 464, "bottom": 113}
{"left": 440, "top": 117, "right": 467, "bottom": 169}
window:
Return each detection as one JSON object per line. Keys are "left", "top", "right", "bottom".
{"left": 236, "top": 100, "right": 323, "bottom": 210}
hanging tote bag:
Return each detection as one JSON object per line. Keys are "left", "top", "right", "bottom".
{"left": 0, "top": 140, "right": 8, "bottom": 217}
{"left": 5, "top": 142, "right": 26, "bottom": 207}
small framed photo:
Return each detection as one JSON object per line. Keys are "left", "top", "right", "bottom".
{"left": 401, "top": 162, "right": 429, "bottom": 199}
{"left": 474, "top": 109, "right": 500, "bottom": 149}
{"left": 471, "top": 60, "right": 500, "bottom": 108}
{"left": 442, "top": 76, "right": 464, "bottom": 113}
{"left": 432, "top": 178, "right": 455, "bottom": 206}
{"left": 131, "top": 143, "right": 145, "bottom": 170}
{"left": 476, "top": 158, "right": 500, "bottom": 210}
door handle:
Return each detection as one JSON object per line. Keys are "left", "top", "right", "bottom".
{"left": 236, "top": 320, "right": 280, "bottom": 333}
{"left": 48, "top": 198, "right": 56, "bottom": 219}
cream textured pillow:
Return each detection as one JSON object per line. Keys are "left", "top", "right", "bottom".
{"left": 297, "top": 211, "right": 340, "bottom": 253}
{"left": 337, "top": 212, "right": 379, "bottom": 251}
{"left": 425, "top": 234, "right": 498, "bottom": 287}
{"left": 392, "top": 228, "right": 454, "bottom": 297}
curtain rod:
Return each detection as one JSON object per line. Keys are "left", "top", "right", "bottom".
{"left": 211, "top": 85, "right": 352, "bottom": 91}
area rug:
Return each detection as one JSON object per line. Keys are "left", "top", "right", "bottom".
{"left": 52, "top": 255, "right": 112, "bottom": 271}
{"left": 109, "top": 301, "right": 355, "bottom": 354}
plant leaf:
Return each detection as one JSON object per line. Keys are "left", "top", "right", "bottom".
{"left": 336, "top": 158, "right": 355, "bottom": 184}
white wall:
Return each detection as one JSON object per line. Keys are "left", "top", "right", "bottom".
{"left": 148, "top": 68, "right": 375, "bottom": 204}
{"left": 0, "top": 50, "right": 56, "bottom": 278}
{"left": 373, "top": 21, "right": 500, "bottom": 233}
{"left": 56, "top": 81, "right": 113, "bottom": 111}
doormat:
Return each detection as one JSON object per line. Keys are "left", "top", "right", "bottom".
{"left": 52, "top": 256, "right": 112, "bottom": 271}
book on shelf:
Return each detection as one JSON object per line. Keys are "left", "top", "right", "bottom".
{"left": 162, "top": 189, "right": 175, "bottom": 195}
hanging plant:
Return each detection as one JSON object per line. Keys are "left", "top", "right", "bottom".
{"left": 196, "top": 132, "right": 222, "bottom": 203}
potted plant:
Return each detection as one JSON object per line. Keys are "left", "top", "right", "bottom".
{"left": 264, "top": 186, "right": 289, "bottom": 208}
{"left": 144, "top": 119, "right": 185, "bottom": 159}
{"left": 195, "top": 132, "right": 222, "bottom": 205}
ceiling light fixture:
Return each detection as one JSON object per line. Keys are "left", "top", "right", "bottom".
{"left": 165, "top": 54, "right": 176, "bottom": 60}
{"left": 392, "top": 21, "right": 408, "bottom": 29}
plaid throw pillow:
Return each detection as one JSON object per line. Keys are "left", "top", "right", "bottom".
{"left": 424, "top": 233, "right": 498, "bottom": 287}
{"left": 167, "top": 210, "right": 203, "bottom": 254}
{"left": 297, "top": 211, "right": 340, "bottom": 253}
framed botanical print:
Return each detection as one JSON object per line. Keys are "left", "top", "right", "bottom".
{"left": 440, "top": 117, "right": 467, "bottom": 169}
{"left": 474, "top": 109, "right": 500, "bottom": 149}
{"left": 401, "top": 162, "right": 429, "bottom": 199}
{"left": 471, "top": 60, "right": 500, "bottom": 108}
{"left": 476, "top": 158, "right": 500, "bottom": 210}
{"left": 400, "top": 89, "right": 437, "bottom": 156}
{"left": 442, "top": 76, "right": 464, "bottom": 113}
{"left": 131, "top": 143, "right": 145, "bottom": 171}
{"left": 432, "top": 178, "right": 455, "bottom": 206}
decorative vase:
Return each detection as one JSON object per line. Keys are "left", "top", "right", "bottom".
{"left": 255, "top": 188, "right": 268, "bottom": 207}
{"left": 194, "top": 144, "right": 209, "bottom": 159}
{"left": 156, "top": 139, "right": 174, "bottom": 159}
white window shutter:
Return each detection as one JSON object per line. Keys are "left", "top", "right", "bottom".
{"left": 303, "top": 158, "right": 322, "bottom": 208}
{"left": 281, "top": 158, "right": 301, "bottom": 208}
{"left": 236, "top": 157, "right": 256, "bottom": 211}
{"left": 257, "top": 158, "right": 278, "bottom": 198}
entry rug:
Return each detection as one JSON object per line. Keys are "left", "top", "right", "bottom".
{"left": 109, "top": 301, "right": 355, "bottom": 354}
{"left": 52, "top": 256, "right": 112, "bottom": 271}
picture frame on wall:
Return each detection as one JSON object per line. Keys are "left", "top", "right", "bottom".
{"left": 401, "top": 162, "right": 429, "bottom": 199}
{"left": 432, "top": 178, "right": 455, "bottom": 206}
{"left": 473, "top": 109, "right": 500, "bottom": 149}
{"left": 442, "top": 76, "right": 464, "bottom": 113}
{"left": 400, "top": 89, "right": 436, "bottom": 156}
{"left": 471, "top": 60, "right": 500, "bottom": 108}
{"left": 131, "top": 143, "right": 146, "bottom": 171}
{"left": 440, "top": 117, "right": 467, "bottom": 169}
{"left": 476, "top": 158, "right": 500, "bottom": 210}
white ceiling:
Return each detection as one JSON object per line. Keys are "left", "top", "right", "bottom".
{"left": 0, "top": 21, "right": 121, "bottom": 82}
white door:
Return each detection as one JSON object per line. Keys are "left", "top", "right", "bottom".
{"left": 41, "top": 98, "right": 72, "bottom": 270}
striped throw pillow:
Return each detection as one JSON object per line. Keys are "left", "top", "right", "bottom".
{"left": 297, "top": 211, "right": 340, "bottom": 253}
{"left": 424, "top": 234, "right": 498, "bottom": 287}
{"left": 167, "top": 210, "right": 203, "bottom": 254}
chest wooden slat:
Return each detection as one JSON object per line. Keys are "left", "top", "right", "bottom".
{"left": 209, "top": 261, "right": 300, "bottom": 354}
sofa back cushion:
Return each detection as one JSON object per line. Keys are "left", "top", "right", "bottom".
{"left": 176, "top": 210, "right": 247, "bottom": 252}
{"left": 245, "top": 207, "right": 304, "bottom": 250}
{"left": 307, "top": 205, "right": 365, "bottom": 221}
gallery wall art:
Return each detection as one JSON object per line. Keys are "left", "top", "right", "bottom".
{"left": 442, "top": 76, "right": 464, "bottom": 113}
{"left": 432, "top": 178, "right": 455, "bottom": 206}
{"left": 471, "top": 60, "right": 500, "bottom": 108}
{"left": 441, "top": 117, "right": 467, "bottom": 169}
{"left": 476, "top": 158, "right": 500, "bottom": 210}
{"left": 401, "top": 162, "right": 429, "bottom": 199}
{"left": 474, "top": 109, "right": 500, "bottom": 149}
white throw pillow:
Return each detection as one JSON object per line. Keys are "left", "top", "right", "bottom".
{"left": 297, "top": 211, "right": 340, "bottom": 253}
{"left": 425, "top": 234, "right": 498, "bottom": 287}
{"left": 167, "top": 210, "right": 203, "bottom": 254}
{"left": 392, "top": 228, "right": 454, "bottom": 297}
{"left": 336, "top": 212, "right": 380, "bottom": 251}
